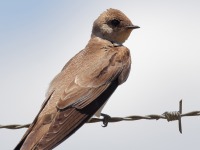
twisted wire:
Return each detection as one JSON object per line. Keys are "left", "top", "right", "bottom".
{"left": 1, "top": 100, "right": 200, "bottom": 133}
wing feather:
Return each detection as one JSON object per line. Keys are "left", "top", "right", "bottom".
{"left": 33, "top": 79, "right": 119, "bottom": 150}
{"left": 56, "top": 52, "right": 123, "bottom": 110}
{"left": 14, "top": 91, "right": 55, "bottom": 150}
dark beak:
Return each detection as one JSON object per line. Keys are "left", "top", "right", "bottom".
{"left": 126, "top": 25, "right": 140, "bottom": 29}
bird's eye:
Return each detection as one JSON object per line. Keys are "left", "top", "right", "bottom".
{"left": 111, "top": 19, "right": 120, "bottom": 27}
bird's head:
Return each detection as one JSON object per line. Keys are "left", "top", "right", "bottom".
{"left": 92, "top": 8, "right": 139, "bottom": 45}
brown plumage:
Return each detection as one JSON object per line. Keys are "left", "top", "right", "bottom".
{"left": 14, "top": 8, "right": 139, "bottom": 150}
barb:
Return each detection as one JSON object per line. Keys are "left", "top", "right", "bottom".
{"left": 1, "top": 100, "right": 200, "bottom": 133}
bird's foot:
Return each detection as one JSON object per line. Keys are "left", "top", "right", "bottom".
{"left": 100, "top": 113, "right": 111, "bottom": 127}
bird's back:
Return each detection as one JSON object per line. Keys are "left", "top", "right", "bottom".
{"left": 14, "top": 37, "right": 131, "bottom": 150}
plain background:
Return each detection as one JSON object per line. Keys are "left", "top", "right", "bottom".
{"left": 0, "top": 0, "right": 200, "bottom": 149}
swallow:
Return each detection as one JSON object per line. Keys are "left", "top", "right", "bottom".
{"left": 14, "top": 8, "right": 139, "bottom": 150}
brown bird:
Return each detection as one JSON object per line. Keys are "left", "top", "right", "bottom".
{"left": 14, "top": 8, "right": 139, "bottom": 150}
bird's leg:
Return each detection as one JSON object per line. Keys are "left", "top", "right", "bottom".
{"left": 100, "top": 113, "right": 111, "bottom": 127}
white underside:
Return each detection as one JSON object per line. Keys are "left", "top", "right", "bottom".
{"left": 94, "top": 100, "right": 108, "bottom": 117}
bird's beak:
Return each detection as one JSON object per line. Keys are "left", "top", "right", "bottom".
{"left": 126, "top": 25, "right": 140, "bottom": 29}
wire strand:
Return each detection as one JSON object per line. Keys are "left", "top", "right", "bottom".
{"left": 1, "top": 100, "right": 200, "bottom": 133}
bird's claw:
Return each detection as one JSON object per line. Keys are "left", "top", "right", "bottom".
{"left": 101, "top": 113, "right": 111, "bottom": 127}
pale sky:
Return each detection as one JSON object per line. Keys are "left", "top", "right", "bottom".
{"left": 0, "top": 0, "right": 200, "bottom": 150}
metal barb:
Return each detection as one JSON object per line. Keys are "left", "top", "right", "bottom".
{"left": 179, "top": 100, "right": 183, "bottom": 133}
{"left": 162, "top": 100, "right": 183, "bottom": 134}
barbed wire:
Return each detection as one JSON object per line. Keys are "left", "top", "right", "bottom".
{"left": 0, "top": 100, "right": 200, "bottom": 133}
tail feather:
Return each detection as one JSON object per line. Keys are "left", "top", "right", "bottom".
{"left": 14, "top": 80, "right": 118, "bottom": 150}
